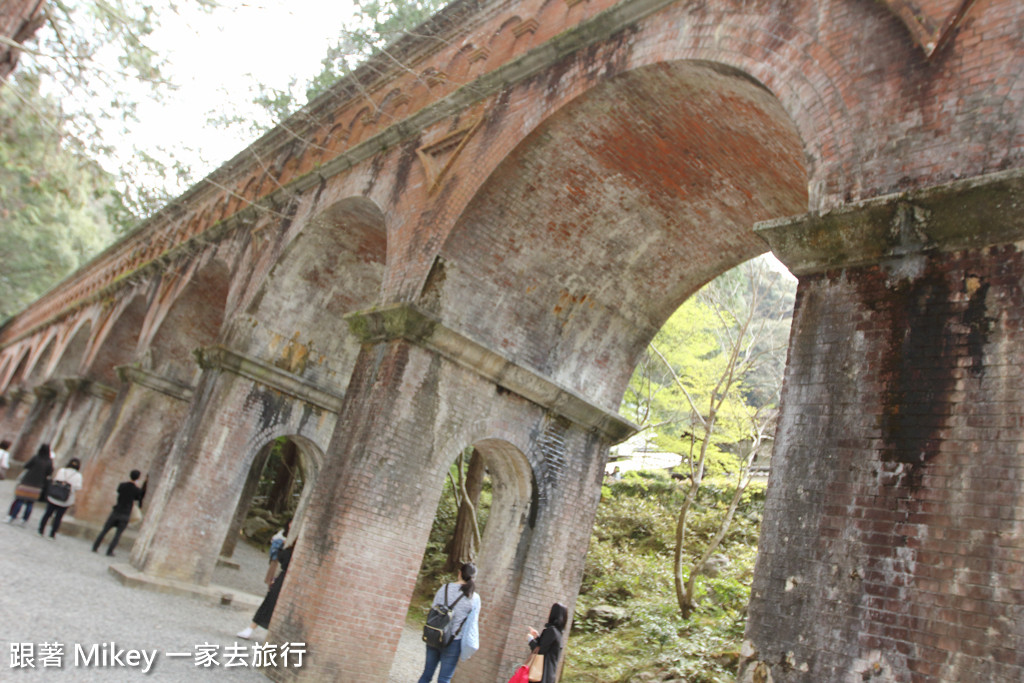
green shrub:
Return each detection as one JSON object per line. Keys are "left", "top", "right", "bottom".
{"left": 566, "top": 467, "right": 763, "bottom": 683}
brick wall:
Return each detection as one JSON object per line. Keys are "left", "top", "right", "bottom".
{"left": 269, "top": 339, "right": 609, "bottom": 681}
{"left": 745, "top": 174, "right": 1024, "bottom": 681}
{"left": 132, "top": 367, "right": 338, "bottom": 585}
{"left": 0, "top": 2, "right": 1021, "bottom": 681}
{"left": 74, "top": 382, "right": 192, "bottom": 523}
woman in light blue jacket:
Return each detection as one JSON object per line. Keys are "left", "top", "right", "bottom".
{"left": 417, "top": 562, "right": 481, "bottom": 683}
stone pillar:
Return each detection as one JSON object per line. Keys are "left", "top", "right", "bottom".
{"left": 73, "top": 367, "right": 194, "bottom": 524}
{"left": 267, "top": 305, "right": 634, "bottom": 682}
{"left": 130, "top": 347, "right": 341, "bottom": 586}
{"left": 741, "top": 169, "right": 1024, "bottom": 682}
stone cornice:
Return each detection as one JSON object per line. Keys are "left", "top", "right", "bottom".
{"left": 757, "top": 168, "right": 1024, "bottom": 275}
{"left": 345, "top": 304, "right": 637, "bottom": 443}
{"left": 116, "top": 365, "right": 194, "bottom": 403}
{"left": 63, "top": 377, "right": 118, "bottom": 403}
{"left": 194, "top": 346, "right": 344, "bottom": 414}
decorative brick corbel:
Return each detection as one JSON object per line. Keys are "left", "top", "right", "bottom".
{"left": 513, "top": 18, "right": 540, "bottom": 38}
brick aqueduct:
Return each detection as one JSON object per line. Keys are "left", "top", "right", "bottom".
{"left": 2, "top": 0, "right": 1023, "bottom": 680}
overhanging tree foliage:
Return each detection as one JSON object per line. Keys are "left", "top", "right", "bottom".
{"left": 0, "top": 1, "right": 216, "bottom": 321}
{"left": 0, "top": 71, "right": 120, "bottom": 319}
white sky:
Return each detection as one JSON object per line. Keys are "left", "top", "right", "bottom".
{"left": 120, "top": 1, "right": 360, "bottom": 185}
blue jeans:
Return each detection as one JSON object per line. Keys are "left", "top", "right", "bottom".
{"left": 417, "top": 639, "right": 462, "bottom": 683}
{"left": 8, "top": 499, "right": 34, "bottom": 521}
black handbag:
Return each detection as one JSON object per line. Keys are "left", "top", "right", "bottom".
{"left": 47, "top": 479, "right": 71, "bottom": 502}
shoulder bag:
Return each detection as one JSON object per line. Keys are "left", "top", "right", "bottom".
{"left": 527, "top": 646, "right": 544, "bottom": 682}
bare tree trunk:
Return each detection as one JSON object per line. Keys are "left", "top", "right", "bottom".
{"left": 445, "top": 449, "right": 484, "bottom": 571}
{"left": 674, "top": 482, "right": 698, "bottom": 618}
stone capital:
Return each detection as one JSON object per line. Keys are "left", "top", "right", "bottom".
{"left": 116, "top": 365, "right": 195, "bottom": 402}
{"left": 345, "top": 303, "right": 638, "bottom": 443}
{"left": 9, "top": 388, "right": 35, "bottom": 405}
{"left": 194, "top": 345, "right": 344, "bottom": 414}
{"left": 32, "top": 381, "right": 62, "bottom": 401}
{"left": 757, "top": 168, "right": 1024, "bottom": 276}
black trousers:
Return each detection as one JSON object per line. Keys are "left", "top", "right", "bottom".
{"left": 38, "top": 503, "right": 68, "bottom": 537}
{"left": 92, "top": 513, "right": 130, "bottom": 554}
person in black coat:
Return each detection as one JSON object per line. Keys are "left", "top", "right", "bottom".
{"left": 5, "top": 444, "right": 54, "bottom": 525}
{"left": 527, "top": 603, "right": 568, "bottom": 683}
{"left": 91, "top": 469, "right": 147, "bottom": 556}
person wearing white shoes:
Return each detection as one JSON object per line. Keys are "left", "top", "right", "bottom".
{"left": 237, "top": 538, "right": 297, "bottom": 640}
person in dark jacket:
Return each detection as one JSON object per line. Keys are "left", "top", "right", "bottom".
{"left": 91, "top": 469, "right": 147, "bottom": 556}
{"left": 527, "top": 603, "right": 568, "bottom": 683}
{"left": 5, "top": 444, "right": 54, "bottom": 525}
{"left": 236, "top": 539, "right": 298, "bottom": 640}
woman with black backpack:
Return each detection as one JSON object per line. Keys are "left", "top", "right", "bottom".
{"left": 417, "top": 562, "right": 481, "bottom": 683}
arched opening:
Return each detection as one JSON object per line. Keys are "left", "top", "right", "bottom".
{"left": 566, "top": 254, "right": 796, "bottom": 680}
{"left": 431, "top": 60, "right": 807, "bottom": 409}
{"left": 214, "top": 435, "right": 323, "bottom": 599}
{"left": 0, "top": 347, "right": 31, "bottom": 395}
{"left": 423, "top": 59, "right": 809, "bottom": 679}
{"left": 23, "top": 337, "right": 56, "bottom": 387}
{"left": 389, "top": 439, "right": 534, "bottom": 681}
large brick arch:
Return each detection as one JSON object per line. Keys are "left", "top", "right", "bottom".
{"left": 144, "top": 257, "right": 231, "bottom": 384}
{"left": 385, "top": 436, "right": 536, "bottom": 682}
{"left": 228, "top": 196, "right": 387, "bottom": 390}
{"left": 85, "top": 293, "right": 150, "bottom": 387}
{"left": 428, "top": 60, "right": 807, "bottom": 406}
{"left": 220, "top": 431, "right": 326, "bottom": 559}
{"left": 49, "top": 321, "right": 93, "bottom": 379}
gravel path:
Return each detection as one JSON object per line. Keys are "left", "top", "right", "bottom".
{"left": 0, "top": 478, "right": 426, "bottom": 681}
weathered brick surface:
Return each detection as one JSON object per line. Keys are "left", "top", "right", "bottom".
{"left": 269, "top": 339, "right": 607, "bottom": 681}
{"left": 73, "top": 381, "right": 192, "bottom": 523}
{"left": 1, "top": 0, "right": 1020, "bottom": 347}
{"left": 133, "top": 367, "right": 338, "bottom": 585}
{"left": 745, "top": 178, "right": 1024, "bottom": 681}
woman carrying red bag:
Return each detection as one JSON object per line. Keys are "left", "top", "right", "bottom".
{"left": 525, "top": 602, "right": 568, "bottom": 683}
